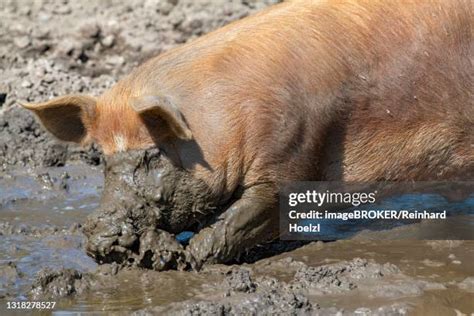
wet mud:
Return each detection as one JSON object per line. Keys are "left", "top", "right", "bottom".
{"left": 83, "top": 149, "right": 219, "bottom": 271}
{"left": 0, "top": 165, "right": 100, "bottom": 303}
{"left": 1, "top": 165, "right": 474, "bottom": 314}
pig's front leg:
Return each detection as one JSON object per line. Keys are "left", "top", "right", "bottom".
{"left": 187, "top": 184, "right": 278, "bottom": 267}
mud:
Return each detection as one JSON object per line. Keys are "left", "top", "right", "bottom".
{"left": 148, "top": 256, "right": 445, "bottom": 315}
{"left": 1, "top": 0, "right": 279, "bottom": 276}
{"left": 82, "top": 149, "right": 219, "bottom": 270}
{"left": 29, "top": 268, "right": 93, "bottom": 300}
{"left": 1, "top": 164, "right": 474, "bottom": 314}
{"left": 129, "top": 238, "right": 474, "bottom": 315}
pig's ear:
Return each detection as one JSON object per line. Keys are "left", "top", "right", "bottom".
{"left": 20, "top": 95, "right": 96, "bottom": 143}
{"left": 130, "top": 95, "right": 192, "bottom": 141}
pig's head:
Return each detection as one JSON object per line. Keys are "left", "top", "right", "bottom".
{"left": 21, "top": 93, "right": 192, "bottom": 153}
{"left": 21, "top": 93, "right": 218, "bottom": 267}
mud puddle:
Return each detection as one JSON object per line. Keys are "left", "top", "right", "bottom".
{"left": 131, "top": 238, "right": 474, "bottom": 315}
{"left": 0, "top": 164, "right": 102, "bottom": 228}
{"left": 0, "top": 164, "right": 101, "bottom": 305}
{"left": 1, "top": 164, "right": 474, "bottom": 315}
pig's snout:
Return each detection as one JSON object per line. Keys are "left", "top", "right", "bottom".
{"left": 83, "top": 171, "right": 166, "bottom": 265}
{"left": 82, "top": 149, "right": 220, "bottom": 269}
{"left": 83, "top": 173, "right": 141, "bottom": 264}
{"left": 83, "top": 211, "right": 139, "bottom": 264}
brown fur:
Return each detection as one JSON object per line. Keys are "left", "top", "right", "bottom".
{"left": 25, "top": 0, "right": 474, "bottom": 202}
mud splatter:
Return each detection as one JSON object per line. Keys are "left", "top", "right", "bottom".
{"left": 29, "top": 269, "right": 93, "bottom": 300}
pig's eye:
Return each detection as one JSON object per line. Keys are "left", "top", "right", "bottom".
{"left": 145, "top": 149, "right": 162, "bottom": 168}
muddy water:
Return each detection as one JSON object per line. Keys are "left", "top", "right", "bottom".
{"left": 1, "top": 164, "right": 473, "bottom": 315}
{"left": 0, "top": 164, "right": 101, "bottom": 306}
{"left": 0, "top": 165, "right": 102, "bottom": 227}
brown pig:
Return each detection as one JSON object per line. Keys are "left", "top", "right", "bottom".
{"left": 22, "top": 0, "right": 473, "bottom": 266}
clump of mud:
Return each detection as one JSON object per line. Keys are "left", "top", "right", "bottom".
{"left": 138, "top": 257, "right": 446, "bottom": 315}
{"left": 29, "top": 268, "right": 93, "bottom": 300}
{"left": 292, "top": 257, "right": 400, "bottom": 294}
{"left": 82, "top": 149, "right": 219, "bottom": 271}
{"left": 28, "top": 263, "right": 124, "bottom": 300}
{"left": 457, "top": 277, "right": 474, "bottom": 293}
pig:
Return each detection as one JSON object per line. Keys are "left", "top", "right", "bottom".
{"left": 22, "top": 0, "right": 473, "bottom": 268}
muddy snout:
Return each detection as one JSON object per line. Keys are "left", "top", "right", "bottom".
{"left": 82, "top": 149, "right": 219, "bottom": 270}
{"left": 82, "top": 204, "right": 138, "bottom": 264}
{"left": 83, "top": 205, "right": 192, "bottom": 271}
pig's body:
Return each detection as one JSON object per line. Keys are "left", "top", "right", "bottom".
{"left": 106, "top": 0, "right": 473, "bottom": 193}
{"left": 24, "top": 0, "right": 473, "bottom": 266}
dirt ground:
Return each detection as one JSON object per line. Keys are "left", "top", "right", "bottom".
{"left": 1, "top": 1, "right": 473, "bottom": 315}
